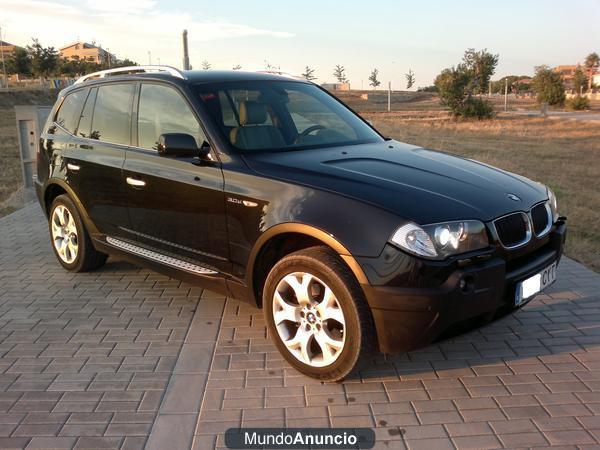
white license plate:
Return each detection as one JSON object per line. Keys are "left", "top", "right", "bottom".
{"left": 515, "top": 261, "right": 557, "bottom": 306}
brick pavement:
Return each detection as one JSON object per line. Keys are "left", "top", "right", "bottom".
{"left": 2, "top": 204, "right": 600, "bottom": 449}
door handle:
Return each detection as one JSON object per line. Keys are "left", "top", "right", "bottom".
{"left": 126, "top": 177, "right": 146, "bottom": 187}
{"left": 66, "top": 163, "right": 80, "bottom": 172}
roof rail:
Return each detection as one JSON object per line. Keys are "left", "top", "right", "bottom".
{"left": 256, "top": 70, "right": 307, "bottom": 81}
{"left": 74, "top": 65, "right": 186, "bottom": 85}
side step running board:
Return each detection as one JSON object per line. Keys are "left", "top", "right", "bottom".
{"left": 105, "top": 237, "right": 218, "bottom": 275}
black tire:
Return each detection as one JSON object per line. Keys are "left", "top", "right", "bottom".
{"left": 48, "top": 194, "right": 107, "bottom": 272}
{"left": 263, "top": 246, "right": 376, "bottom": 381}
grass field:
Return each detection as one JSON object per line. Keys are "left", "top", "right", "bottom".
{"left": 365, "top": 112, "right": 600, "bottom": 272}
{"left": 0, "top": 88, "right": 598, "bottom": 271}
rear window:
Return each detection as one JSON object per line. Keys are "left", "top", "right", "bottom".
{"left": 90, "top": 83, "right": 135, "bottom": 145}
{"left": 55, "top": 89, "right": 87, "bottom": 133}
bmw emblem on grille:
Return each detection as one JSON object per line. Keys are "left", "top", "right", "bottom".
{"left": 507, "top": 193, "right": 521, "bottom": 202}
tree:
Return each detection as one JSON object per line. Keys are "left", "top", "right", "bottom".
{"left": 333, "top": 65, "right": 347, "bottom": 83}
{"left": 572, "top": 67, "right": 588, "bottom": 94}
{"left": 584, "top": 52, "right": 599, "bottom": 91}
{"left": 434, "top": 66, "right": 494, "bottom": 119}
{"left": 6, "top": 47, "right": 32, "bottom": 77}
{"left": 368, "top": 68, "right": 380, "bottom": 89}
{"left": 27, "top": 39, "right": 59, "bottom": 78}
{"left": 460, "top": 48, "right": 499, "bottom": 95}
{"left": 405, "top": 69, "right": 415, "bottom": 89}
{"left": 531, "top": 65, "right": 565, "bottom": 106}
{"left": 201, "top": 60, "right": 211, "bottom": 70}
{"left": 302, "top": 65, "right": 316, "bottom": 81}
{"left": 232, "top": 64, "right": 242, "bottom": 70}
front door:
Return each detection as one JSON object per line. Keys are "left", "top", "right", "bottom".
{"left": 123, "top": 82, "right": 229, "bottom": 273}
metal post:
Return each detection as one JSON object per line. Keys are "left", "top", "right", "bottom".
{"left": 182, "top": 30, "right": 190, "bottom": 70}
{"left": 504, "top": 78, "right": 508, "bottom": 111}
{"left": 387, "top": 81, "right": 391, "bottom": 112}
{"left": 0, "top": 26, "right": 7, "bottom": 89}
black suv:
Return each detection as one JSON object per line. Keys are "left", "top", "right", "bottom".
{"left": 36, "top": 66, "right": 566, "bottom": 381}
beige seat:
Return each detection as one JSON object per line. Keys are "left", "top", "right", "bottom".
{"left": 229, "top": 101, "right": 285, "bottom": 150}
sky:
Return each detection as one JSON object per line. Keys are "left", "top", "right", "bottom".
{"left": 1, "top": 0, "right": 599, "bottom": 89}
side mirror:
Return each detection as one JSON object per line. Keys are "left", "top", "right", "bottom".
{"left": 157, "top": 133, "right": 199, "bottom": 157}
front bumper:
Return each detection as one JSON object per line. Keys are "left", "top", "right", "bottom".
{"left": 360, "top": 220, "right": 567, "bottom": 354}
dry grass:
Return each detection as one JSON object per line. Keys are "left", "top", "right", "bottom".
{"left": 365, "top": 112, "right": 600, "bottom": 272}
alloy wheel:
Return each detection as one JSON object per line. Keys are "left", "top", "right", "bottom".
{"left": 272, "top": 272, "right": 346, "bottom": 367}
{"left": 51, "top": 204, "right": 79, "bottom": 264}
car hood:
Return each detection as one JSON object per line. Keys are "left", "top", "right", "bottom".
{"left": 242, "top": 140, "right": 548, "bottom": 224}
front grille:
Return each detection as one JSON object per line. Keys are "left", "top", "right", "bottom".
{"left": 493, "top": 212, "right": 531, "bottom": 248}
{"left": 531, "top": 202, "right": 551, "bottom": 236}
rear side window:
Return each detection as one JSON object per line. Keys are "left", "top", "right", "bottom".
{"left": 55, "top": 89, "right": 87, "bottom": 133}
{"left": 137, "top": 83, "right": 205, "bottom": 150}
{"left": 91, "top": 83, "right": 134, "bottom": 145}
{"left": 75, "top": 88, "right": 97, "bottom": 138}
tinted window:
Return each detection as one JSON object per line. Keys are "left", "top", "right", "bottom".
{"left": 75, "top": 88, "right": 97, "bottom": 138}
{"left": 197, "top": 81, "right": 382, "bottom": 152}
{"left": 138, "top": 84, "right": 205, "bottom": 150}
{"left": 91, "top": 83, "right": 134, "bottom": 145}
{"left": 55, "top": 89, "right": 87, "bottom": 133}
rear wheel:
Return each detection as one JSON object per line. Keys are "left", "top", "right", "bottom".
{"left": 263, "top": 246, "right": 375, "bottom": 381}
{"left": 49, "top": 195, "right": 107, "bottom": 272}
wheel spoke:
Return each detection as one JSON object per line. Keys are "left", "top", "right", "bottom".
{"left": 283, "top": 273, "right": 313, "bottom": 306}
{"left": 55, "top": 206, "right": 66, "bottom": 226}
{"left": 284, "top": 327, "right": 312, "bottom": 364}
{"left": 273, "top": 291, "right": 300, "bottom": 325}
{"left": 67, "top": 241, "right": 78, "bottom": 262}
{"left": 316, "top": 287, "right": 345, "bottom": 325}
{"left": 314, "top": 328, "right": 343, "bottom": 364}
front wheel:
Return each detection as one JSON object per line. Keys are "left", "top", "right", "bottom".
{"left": 263, "top": 246, "right": 376, "bottom": 381}
{"left": 48, "top": 194, "right": 107, "bottom": 272}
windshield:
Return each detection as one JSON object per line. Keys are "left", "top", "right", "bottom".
{"left": 196, "top": 80, "right": 383, "bottom": 152}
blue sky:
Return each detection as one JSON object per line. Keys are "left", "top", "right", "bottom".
{"left": 2, "top": 0, "right": 599, "bottom": 88}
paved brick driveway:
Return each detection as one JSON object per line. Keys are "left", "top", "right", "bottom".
{"left": 1, "top": 204, "right": 600, "bottom": 449}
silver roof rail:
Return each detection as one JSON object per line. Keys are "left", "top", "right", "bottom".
{"left": 74, "top": 65, "right": 186, "bottom": 84}
{"left": 255, "top": 70, "right": 307, "bottom": 81}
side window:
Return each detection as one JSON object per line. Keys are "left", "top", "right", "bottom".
{"left": 138, "top": 83, "right": 206, "bottom": 150}
{"left": 91, "top": 83, "right": 134, "bottom": 145}
{"left": 75, "top": 88, "right": 97, "bottom": 138}
{"left": 54, "top": 89, "right": 87, "bottom": 134}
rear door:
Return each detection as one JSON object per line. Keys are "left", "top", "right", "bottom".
{"left": 68, "top": 82, "right": 134, "bottom": 237}
{"left": 122, "top": 82, "right": 229, "bottom": 273}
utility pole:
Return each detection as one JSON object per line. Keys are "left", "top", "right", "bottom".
{"left": 182, "top": 30, "right": 190, "bottom": 70}
{"left": 0, "top": 26, "right": 7, "bottom": 89}
{"left": 504, "top": 78, "right": 508, "bottom": 111}
{"left": 488, "top": 81, "right": 492, "bottom": 98}
{"left": 387, "top": 81, "right": 391, "bottom": 112}
{"left": 148, "top": 51, "right": 152, "bottom": 65}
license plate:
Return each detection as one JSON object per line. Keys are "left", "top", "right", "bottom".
{"left": 515, "top": 261, "right": 557, "bottom": 306}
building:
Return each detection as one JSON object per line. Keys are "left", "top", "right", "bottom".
{"left": 59, "top": 41, "right": 114, "bottom": 64}
{"left": 321, "top": 82, "right": 351, "bottom": 91}
{"left": 0, "top": 40, "right": 22, "bottom": 57}
{"left": 553, "top": 64, "right": 581, "bottom": 90}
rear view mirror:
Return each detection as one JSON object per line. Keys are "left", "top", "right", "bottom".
{"left": 157, "top": 133, "right": 199, "bottom": 157}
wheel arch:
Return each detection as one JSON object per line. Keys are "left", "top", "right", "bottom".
{"left": 247, "top": 223, "right": 369, "bottom": 308}
{"left": 42, "top": 180, "right": 99, "bottom": 234}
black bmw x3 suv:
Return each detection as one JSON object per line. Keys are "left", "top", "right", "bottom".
{"left": 36, "top": 66, "right": 566, "bottom": 381}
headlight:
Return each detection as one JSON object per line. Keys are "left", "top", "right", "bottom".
{"left": 547, "top": 187, "right": 559, "bottom": 222}
{"left": 390, "top": 220, "right": 489, "bottom": 260}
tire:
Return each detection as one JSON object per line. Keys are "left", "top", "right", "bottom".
{"left": 263, "top": 246, "right": 376, "bottom": 381}
{"left": 48, "top": 194, "right": 107, "bottom": 272}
